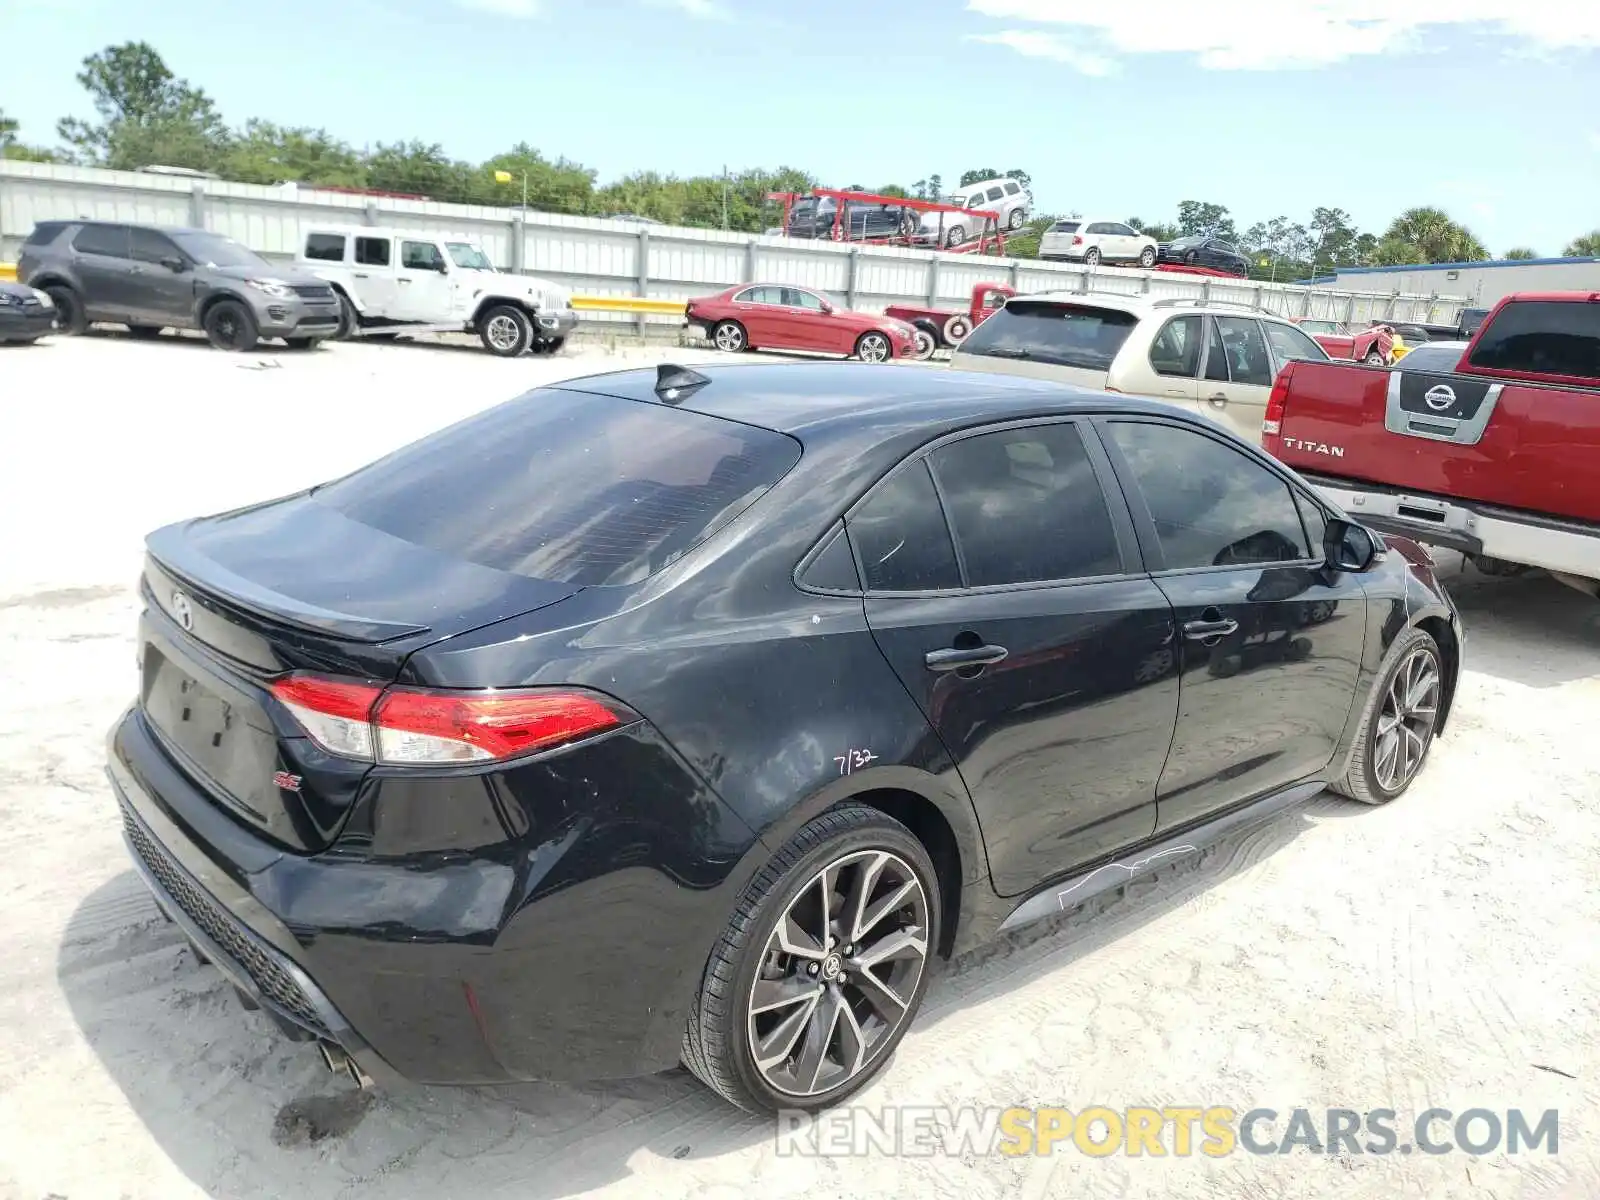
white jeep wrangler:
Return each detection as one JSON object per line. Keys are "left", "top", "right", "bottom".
{"left": 296, "top": 226, "right": 576, "bottom": 356}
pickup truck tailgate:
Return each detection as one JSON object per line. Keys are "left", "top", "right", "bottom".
{"left": 1265, "top": 359, "right": 1600, "bottom": 524}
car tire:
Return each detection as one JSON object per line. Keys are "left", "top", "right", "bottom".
{"left": 478, "top": 304, "right": 532, "bottom": 356}
{"left": 1139, "top": 246, "right": 1157, "bottom": 269}
{"left": 284, "top": 337, "right": 320, "bottom": 351}
{"left": 1185, "top": 250, "right": 1198, "bottom": 265}
{"left": 681, "top": 802, "right": 940, "bottom": 1114}
{"left": 1363, "top": 350, "right": 1385, "bottom": 365}
{"left": 1007, "top": 208, "right": 1024, "bottom": 231}
{"left": 942, "top": 314, "right": 973, "bottom": 345}
{"left": 127, "top": 325, "right": 164, "bottom": 339}
{"left": 202, "top": 300, "right": 259, "bottom": 352}
{"left": 45, "top": 286, "right": 87, "bottom": 336}
{"left": 945, "top": 225, "right": 965, "bottom": 249}
{"left": 1084, "top": 246, "right": 1102, "bottom": 267}
{"left": 335, "top": 294, "right": 359, "bottom": 340}
{"left": 1331, "top": 628, "right": 1443, "bottom": 805}
{"left": 911, "top": 324, "right": 938, "bottom": 360}
{"left": 711, "top": 320, "right": 748, "bottom": 353}
{"left": 854, "top": 331, "right": 892, "bottom": 363}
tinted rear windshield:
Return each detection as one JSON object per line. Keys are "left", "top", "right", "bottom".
{"left": 315, "top": 391, "right": 801, "bottom": 586}
{"left": 958, "top": 301, "right": 1139, "bottom": 371}
{"left": 1051, "top": 221, "right": 1081, "bottom": 233}
{"left": 1467, "top": 301, "right": 1600, "bottom": 380}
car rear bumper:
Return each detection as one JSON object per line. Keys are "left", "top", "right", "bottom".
{"left": 107, "top": 702, "right": 754, "bottom": 1086}
{"left": 1305, "top": 475, "right": 1600, "bottom": 582}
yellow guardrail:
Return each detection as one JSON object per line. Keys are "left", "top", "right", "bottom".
{"left": 0, "top": 263, "right": 16, "bottom": 282}
{"left": 571, "top": 294, "right": 686, "bottom": 316}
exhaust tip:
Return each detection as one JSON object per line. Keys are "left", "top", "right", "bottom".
{"left": 317, "top": 1040, "right": 374, "bottom": 1089}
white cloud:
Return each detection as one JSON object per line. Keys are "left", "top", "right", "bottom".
{"left": 967, "top": 1, "right": 1600, "bottom": 71}
{"left": 969, "top": 31, "right": 1118, "bottom": 75}
{"left": 455, "top": 0, "right": 540, "bottom": 15}
{"left": 647, "top": 0, "right": 729, "bottom": 18}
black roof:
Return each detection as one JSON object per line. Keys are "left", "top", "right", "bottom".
{"left": 549, "top": 361, "right": 1180, "bottom": 441}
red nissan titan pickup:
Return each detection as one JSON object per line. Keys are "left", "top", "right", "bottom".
{"left": 1262, "top": 292, "right": 1600, "bottom": 598}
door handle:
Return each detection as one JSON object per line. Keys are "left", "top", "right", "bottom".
{"left": 1183, "top": 617, "right": 1239, "bottom": 640}
{"left": 398, "top": 278, "right": 412, "bottom": 285}
{"left": 1206, "top": 393, "right": 1228, "bottom": 408}
{"left": 924, "top": 644, "right": 1009, "bottom": 672}
{"left": 353, "top": 272, "right": 370, "bottom": 279}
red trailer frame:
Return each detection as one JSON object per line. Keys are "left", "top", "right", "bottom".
{"left": 768, "top": 187, "right": 1007, "bottom": 255}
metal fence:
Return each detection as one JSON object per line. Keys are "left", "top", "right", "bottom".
{"left": 0, "top": 160, "right": 1469, "bottom": 329}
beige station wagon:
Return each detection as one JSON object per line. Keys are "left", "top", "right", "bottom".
{"left": 950, "top": 293, "right": 1332, "bottom": 444}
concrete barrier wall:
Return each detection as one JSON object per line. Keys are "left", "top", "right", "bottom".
{"left": 1, "top": 161, "right": 1469, "bottom": 328}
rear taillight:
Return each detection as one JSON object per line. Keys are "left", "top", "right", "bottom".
{"left": 1071, "top": 235, "right": 1084, "bottom": 246}
{"left": 269, "top": 674, "right": 628, "bottom": 766}
{"left": 1262, "top": 361, "right": 1295, "bottom": 437}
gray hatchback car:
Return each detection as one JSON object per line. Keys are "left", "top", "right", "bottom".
{"left": 18, "top": 221, "right": 341, "bottom": 351}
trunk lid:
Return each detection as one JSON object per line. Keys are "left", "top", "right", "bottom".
{"left": 1268, "top": 359, "right": 1600, "bottom": 524}
{"left": 138, "top": 495, "right": 582, "bottom": 851}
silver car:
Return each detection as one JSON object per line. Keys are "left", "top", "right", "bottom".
{"left": 917, "top": 177, "right": 1031, "bottom": 247}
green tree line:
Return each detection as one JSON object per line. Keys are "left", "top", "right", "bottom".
{"left": 4, "top": 42, "right": 1596, "bottom": 267}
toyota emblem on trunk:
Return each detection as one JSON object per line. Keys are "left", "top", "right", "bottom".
{"left": 1423, "top": 384, "right": 1457, "bottom": 411}
{"left": 171, "top": 590, "right": 194, "bottom": 631}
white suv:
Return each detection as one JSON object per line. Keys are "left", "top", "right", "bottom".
{"left": 917, "top": 176, "right": 1031, "bottom": 246}
{"left": 296, "top": 226, "right": 575, "bottom": 356}
{"left": 1039, "top": 220, "right": 1159, "bottom": 268}
{"left": 948, "top": 292, "right": 1331, "bottom": 444}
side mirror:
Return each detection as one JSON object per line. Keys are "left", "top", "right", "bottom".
{"left": 161, "top": 256, "right": 187, "bottom": 273}
{"left": 1324, "top": 517, "right": 1379, "bottom": 572}
{"left": 820, "top": 301, "right": 835, "bottom": 314}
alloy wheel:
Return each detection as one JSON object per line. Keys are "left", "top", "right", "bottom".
{"left": 746, "top": 849, "right": 929, "bottom": 1098}
{"left": 213, "top": 311, "right": 241, "bottom": 347}
{"left": 857, "top": 333, "right": 890, "bottom": 363}
{"left": 1374, "top": 648, "right": 1440, "bottom": 791}
{"left": 485, "top": 314, "right": 522, "bottom": 352}
{"left": 714, "top": 323, "right": 745, "bottom": 352}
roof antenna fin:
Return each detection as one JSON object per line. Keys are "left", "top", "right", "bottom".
{"left": 655, "top": 363, "right": 712, "bottom": 404}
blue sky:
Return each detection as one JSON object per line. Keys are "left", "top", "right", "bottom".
{"left": 5, "top": 0, "right": 1599, "bottom": 254}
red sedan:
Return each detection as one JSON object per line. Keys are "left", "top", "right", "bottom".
{"left": 685, "top": 284, "right": 919, "bottom": 362}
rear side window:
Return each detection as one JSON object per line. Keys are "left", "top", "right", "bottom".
{"left": 72, "top": 224, "right": 130, "bottom": 258}
{"left": 1004, "top": 181, "right": 1021, "bottom": 195}
{"left": 1467, "top": 301, "right": 1600, "bottom": 381}
{"left": 355, "top": 237, "right": 390, "bottom": 266}
{"left": 1150, "top": 315, "right": 1203, "bottom": 377}
{"left": 305, "top": 233, "right": 346, "bottom": 262}
{"left": 848, "top": 462, "right": 961, "bottom": 592}
{"left": 986, "top": 186, "right": 1005, "bottom": 201}
{"left": 958, "top": 301, "right": 1138, "bottom": 371}
{"left": 316, "top": 391, "right": 801, "bottom": 587}
{"left": 1108, "top": 422, "right": 1312, "bottom": 570}
{"left": 1212, "top": 316, "right": 1274, "bottom": 385}
{"left": 930, "top": 425, "right": 1121, "bottom": 586}
{"left": 24, "top": 222, "right": 68, "bottom": 247}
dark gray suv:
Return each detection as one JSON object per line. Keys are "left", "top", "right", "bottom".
{"left": 18, "top": 222, "right": 341, "bottom": 351}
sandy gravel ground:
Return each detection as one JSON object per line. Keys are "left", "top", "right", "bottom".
{"left": 1, "top": 333, "right": 1597, "bottom": 1200}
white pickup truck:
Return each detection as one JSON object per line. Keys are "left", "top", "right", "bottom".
{"left": 296, "top": 225, "right": 577, "bottom": 356}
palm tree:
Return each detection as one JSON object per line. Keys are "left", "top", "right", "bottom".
{"left": 1382, "top": 207, "right": 1487, "bottom": 264}
{"left": 1564, "top": 230, "right": 1600, "bottom": 257}
{"left": 1502, "top": 247, "right": 1538, "bottom": 260}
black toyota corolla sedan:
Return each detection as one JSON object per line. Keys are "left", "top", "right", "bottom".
{"left": 108, "top": 361, "right": 1462, "bottom": 1112}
